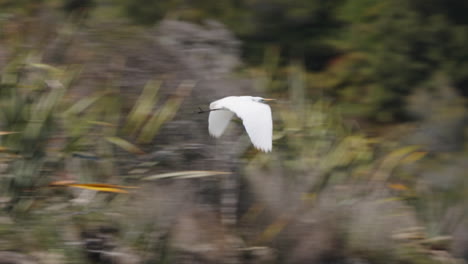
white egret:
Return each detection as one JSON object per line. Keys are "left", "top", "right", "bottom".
{"left": 207, "top": 96, "right": 274, "bottom": 152}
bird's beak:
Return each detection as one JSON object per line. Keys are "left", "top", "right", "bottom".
{"left": 262, "top": 98, "right": 276, "bottom": 102}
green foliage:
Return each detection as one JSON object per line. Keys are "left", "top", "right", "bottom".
{"left": 0, "top": 52, "right": 180, "bottom": 213}
{"left": 118, "top": 0, "right": 174, "bottom": 25}
{"left": 237, "top": 0, "right": 343, "bottom": 67}
{"left": 316, "top": 0, "right": 468, "bottom": 121}
{"left": 0, "top": 58, "right": 76, "bottom": 203}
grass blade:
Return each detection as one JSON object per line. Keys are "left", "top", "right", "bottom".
{"left": 143, "top": 170, "right": 231, "bottom": 181}
{"left": 105, "top": 136, "right": 145, "bottom": 155}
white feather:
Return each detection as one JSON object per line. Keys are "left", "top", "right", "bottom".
{"left": 208, "top": 96, "right": 273, "bottom": 152}
{"left": 208, "top": 110, "right": 234, "bottom": 137}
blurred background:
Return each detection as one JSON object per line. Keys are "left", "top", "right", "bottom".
{"left": 0, "top": 0, "right": 468, "bottom": 263}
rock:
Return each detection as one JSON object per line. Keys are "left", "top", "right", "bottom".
{"left": 31, "top": 252, "right": 65, "bottom": 264}
{"left": 0, "top": 251, "right": 36, "bottom": 264}
{"left": 170, "top": 208, "right": 244, "bottom": 264}
{"left": 81, "top": 226, "right": 120, "bottom": 263}
{"left": 405, "top": 78, "right": 467, "bottom": 152}
{"left": 156, "top": 20, "right": 241, "bottom": 78}
{"left": 0, "top": 216, "right": 13, "bottom": 225}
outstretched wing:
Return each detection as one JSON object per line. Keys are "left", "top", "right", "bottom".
{"left": 222, "top": 100, "right": 273, "bottom": 152}
{"left": 208, "top": 110, "right": 235, "bottom": 138}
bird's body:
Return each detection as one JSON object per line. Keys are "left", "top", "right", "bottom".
{"left": 208, "top": 96, "right": 273, "bottom": 152}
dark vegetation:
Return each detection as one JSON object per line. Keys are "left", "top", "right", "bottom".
{"left": 0, "top": 0, "right": 467, "bottom": 263}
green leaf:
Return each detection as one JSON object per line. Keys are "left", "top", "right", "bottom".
{"left": 123, "top": 80, "right": 161, "bottom": 135}
{"left": 63, "top": 93, "right": 105, "bottom": 116}
{"left": 105, "top": 136, "right": 145, "bottom": 155}
{"left": 137, "top": 81, "right": 192, "bottom": 143}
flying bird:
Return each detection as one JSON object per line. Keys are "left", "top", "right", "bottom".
{"left": 207, "top": 96, "right": 274, "bottom": 152}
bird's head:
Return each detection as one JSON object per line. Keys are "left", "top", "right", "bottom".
{"left": 252, "top": 97, "right": 276, "bottom": 103}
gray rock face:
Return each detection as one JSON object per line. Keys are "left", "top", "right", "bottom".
{"left": 156, "top": 20, "right": 242, "bottom": 79}
{"left": 405, "top": 80, "right": 467, "bottom": 152}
